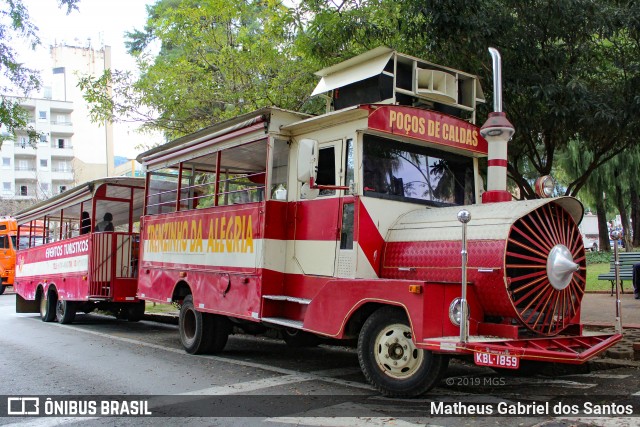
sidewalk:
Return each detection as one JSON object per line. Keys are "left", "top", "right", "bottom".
{"left": 581, "top": 292, "right": 640, "bottom": 363}
{"left": 581, "top": 291, "right": 640, "bottom": 328}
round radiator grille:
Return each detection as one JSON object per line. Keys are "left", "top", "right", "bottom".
{"left": 505, "top": 202, "right": 586, "bottom": 335}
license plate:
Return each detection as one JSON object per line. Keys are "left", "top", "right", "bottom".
{"left": 474, "top": 351, "right": 520, "bottom": 369}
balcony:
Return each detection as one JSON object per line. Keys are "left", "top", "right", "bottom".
{"left": 13, "top": 142, "right": 37, "bottom": 156}
{"left": 51, "top": 168, "right": 74, "bottom": 181}
{"left": 14, "top": 167, "right": 36, "bottom": 180}
{"left": 49, "top": 100, "right": 73, "bottom": 113}
{"left": 50, "top": 121, "right": 74, "bottom": 135}
{"left": 50, "top": 145, "right": 74, "bottom": 158}
{"left": 12, "top": 191, "right": 36, "bottom": 200}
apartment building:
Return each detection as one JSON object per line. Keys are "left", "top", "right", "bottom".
{"left": 0, "top": 97, "right": 75, "bottom": 201}
{"left": 0, "top": 43, "right": 114, "bottom": 207}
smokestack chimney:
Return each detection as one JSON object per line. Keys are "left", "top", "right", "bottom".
{"left": 481, "top": 48, "right": 515, "bottom": 203}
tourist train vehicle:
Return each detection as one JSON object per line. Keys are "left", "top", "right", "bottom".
{"left": 14, "top": 47, "right": 621, "bottom": 396}
{"left": 14, "top": 177, "right": 146, "bottom": 323}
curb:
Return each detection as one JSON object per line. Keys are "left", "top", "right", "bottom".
{"left": 143, "top": 312, "right": 178, "bottom": 325}
{"left": 583, "top": 321, "right": 640, "bottom": 329}
{"left": 589, "top": 358, "right": 640, "bottom": 370}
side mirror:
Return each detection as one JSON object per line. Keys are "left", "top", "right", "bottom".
{"left": 297, "top": 138, "right": 318, "bottom": 183}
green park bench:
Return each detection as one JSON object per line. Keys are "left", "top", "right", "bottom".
{"left": 597, "top": 252, "right": 640, "bottom": 295}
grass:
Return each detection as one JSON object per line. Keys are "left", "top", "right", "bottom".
{"left": 585, "top": 262, "right": 611, "bottom": 292}
{"left": 144, "top": 301, "right": 179, "bottom": 314}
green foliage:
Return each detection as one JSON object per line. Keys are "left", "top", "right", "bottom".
{"left": 295, "top": 0, "right": 640, "bottom": 200}
{"left": 586, "top": 250, "right": 611, "bottom": 265}
{"left": 0, "top": 0, "right": 80, "bottom": 148}
{"left": 81, "top": 0, "right": 323, "bottom": 139}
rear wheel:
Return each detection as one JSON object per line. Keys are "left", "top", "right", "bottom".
{"left": 56, "top": 300, "right": 76, "bottom": 324}
{"left": 179, "top": 295, "right": 213, "bottom": 354}
{"left": 358, "top": 307, "right": 446, "bottom": 397}
{"left": 39, "top": 289, "right": 57, "bottom": 322}
{"left": 0, "top": 285, "right": 6, "bottom": 295}
{"left": 126, "top": 301, "right": 145, "bottom": 322}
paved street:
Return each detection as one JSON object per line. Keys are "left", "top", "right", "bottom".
{"left": 0, "top": 292, "right": 638, "bottom": 426}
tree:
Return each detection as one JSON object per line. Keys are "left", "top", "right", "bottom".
{"left": 295, "top": 0, "right": 640, "bottom": 200}
{"left": 0, "top": 0, "right": 80, "bottom": 147}
{"left": 79, "top": 0, "right": 322, "bottom": 139}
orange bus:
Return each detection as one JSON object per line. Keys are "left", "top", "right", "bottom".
{"left": 0, "top": 216, "right": 17, "bottom": 295}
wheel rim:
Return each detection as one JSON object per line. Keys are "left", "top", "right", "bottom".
{"left": 374, "top": 323, "right": 423, "bottom": 379}
{"left": 39, "top": 295, "right": 47, "bottom": 316}
{"left": 56, "top": 301, "right": 64, "bottom": 318}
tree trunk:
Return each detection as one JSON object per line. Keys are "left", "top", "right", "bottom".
{"left": 631, "top": 187, "right": 640, "bottom": 247}
{"left": 615, "top": 182, "right": 632, "bottom": 251}
{"left": 596, "top": 196, "right": 610, "bottom": 252}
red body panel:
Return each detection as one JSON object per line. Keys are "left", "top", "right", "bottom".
{"left": 138, "top": 203, "right": 265, "bottom": 319}
{"left": 14, "top": 233, "right": 140, "bottom": 303}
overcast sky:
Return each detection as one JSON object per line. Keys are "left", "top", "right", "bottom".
{"left": 24, "top": 0, "right": 153, "bottom": 77}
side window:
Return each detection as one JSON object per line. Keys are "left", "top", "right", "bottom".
{"left": 270, "top": 139, "right": 289, "bottom": 200}
{"left": 180, "top": 152, "right": 217, "bottom": 210}
{"left": 217, "top": 140, "right": 267, "bottom": 206}
{"left": 146, "top": 169, "right": 179, "bottom": 215}
{"left": 340, "top": 203, "right": 355, "bottom": 249}
{"left": 0, "top": 235, "right": 7, "bottom": 249}
{"left": 317, "top": 146, "right": 336, "bottom": 196}
{"left": 344, "top": 138, "right": 354, "bottom": 194}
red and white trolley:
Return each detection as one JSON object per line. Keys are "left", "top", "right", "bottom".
{"left": 14, "top": 177, "right": 146, "bottom": 323}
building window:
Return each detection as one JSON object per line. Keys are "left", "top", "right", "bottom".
{"left": 41, "top": 183, "right": 49, "bottom": 192}
{"left": 38, "top": 111, "right": 47, "bottom": 120}
{"left": 2, "top": 182, "right": 10, "bottom": 191}
{"left": 39, "top": 134, "right": 47, "bottom": 143}
{"left": 2, "top": 157, "right": 9, "bottom": 167}
{"left": 58, "top": 138, "right": 65, "bottom": 148}
{"left": 20, "top": 186, "right": 28, "bottom": 196}
{"left": 40, "top": 159, "right": 48, "bottom": 168}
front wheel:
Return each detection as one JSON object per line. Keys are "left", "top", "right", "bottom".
{"left": 56, "top": 300, "right": 76, "bottom": 324}
{"left": 0, "top": 285, "right": 6, "bottom": 295}
{"left": 39, "top": 289, "right": 57, "bottom": 322}
{"left": 358, "top": 307, "right": 446, "bottom": 397}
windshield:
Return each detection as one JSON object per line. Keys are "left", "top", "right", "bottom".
{"left": 363, "top": 134, "right": 475, "bottom": 207}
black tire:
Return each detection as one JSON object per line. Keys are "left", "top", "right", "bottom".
{"left": 282, "top": 329, "right": 320, "bottom": 348}
{"left": 56, "top": 300, "right": 76, "bottom": 324}
{"left": 358, "top": 307, "right": 446, "bottom": 397}
{"left": 126, "top": 301, "right": 145, "bottom": 322}
{"left": 0, "top": 285, "right": 6, "bottom": 295}
{"left": 39, "top": 289, "right": 57, "bottom": 322}
{"left": 179, "top": 295, "right": 214, "bottom": 354}
{"left": 208, "top": 314, "right": 231, "bottom": 354}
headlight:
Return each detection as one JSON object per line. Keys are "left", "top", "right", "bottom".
{"left": 449, "top": 298, "right": 468, "bottom": 326}
{"left": 534, "top": 175, "right": 555, "bottom": 198}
